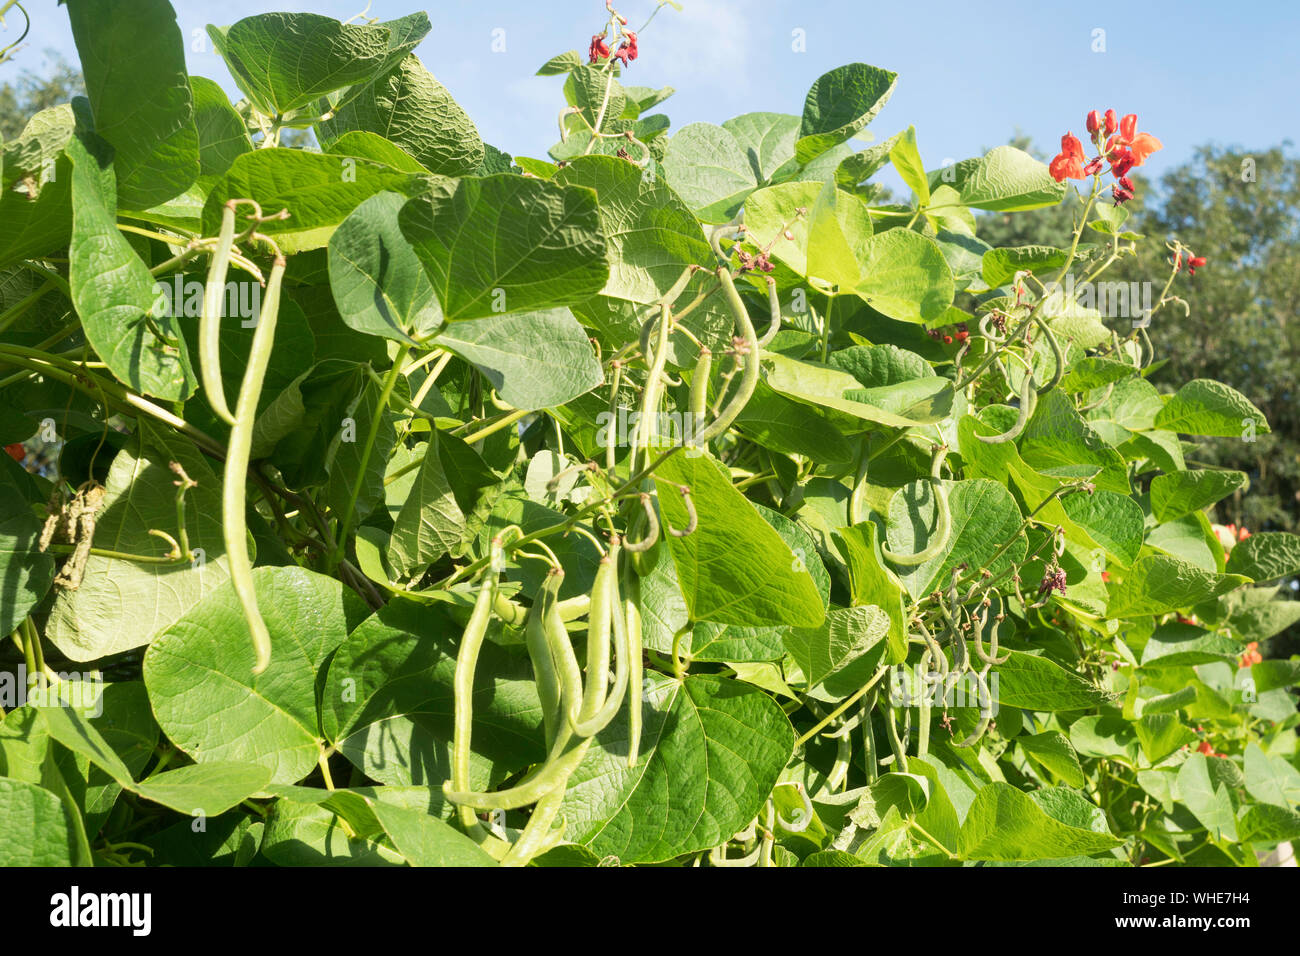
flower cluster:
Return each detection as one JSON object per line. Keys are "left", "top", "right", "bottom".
{"left": 925, "top": 321, "right": 969, "bottom": 346}
{"left": 589, "top": 3, "right": 638, "bottom": 67}
{"left": 1239, "top": 641, "right": 1263, "bottom": 669}
{"left": 734, "top": 248, "right": 774, "bottom": 274}
{"left": 1038, "top": 561, "right": 1068, "bottom": 597}
{"left": 1173, "top": 250, "right": 1208, "bottom": 277}
{"left": 1049, "top": 110, "right": 1162, "bottom": 206}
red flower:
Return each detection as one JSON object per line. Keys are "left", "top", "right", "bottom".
{"left": 4, "top": 443, "right": 24, "bottom": 463}
{"left": 614, "top": 31, "right": 638, "bottom": 66}
{"left": 1083, "top": 156, "right": 1104, "bottom": 176}
{"left": 1106, "top": 113, "right": 1163, "bottom": 168}
{"left": 1197, "top": 741, "right": 1219, "bottom": 757}
{"left": 955, "top": 329, "right": 969, "bottom": 343}
{"left": 589, "top": 34, "right": 611, "bottom": 62}
{"left": 1188, "top": 255, "right": 1207, "bottom": 277}
{"left": 1239, "top": 641, "right": 1262, "bottom": 669}
{"left": 1086, "top": 110, "right": 1102, "bottom": 135}
{"left": 1103, "top": 109, "right": 1118, "bottom": 136}
{"left": 1049, "top": 132, "right": 1087, "bottom": 181}
{"left": 1101, "top": 570, "right": 1111, "bottom": 583}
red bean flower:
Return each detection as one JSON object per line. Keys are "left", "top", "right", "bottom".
{"left": 1239, "top": 641, "right": 1263, "bottom": 669}
{"left": 1049, "top": 132, "right": 1087, "bottom": 182}
{"left": 589, "top": 33, "right": 611, "bottom": 62}
{"left": 1106, "top": 113, "right": 1163, "bottom": 168}
{"left": 614, "top": 31, "right": 638, "bottom": 66}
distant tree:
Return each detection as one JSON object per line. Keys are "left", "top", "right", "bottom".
{"left": 0, "top": 50, "right": 82, "bottom": 140}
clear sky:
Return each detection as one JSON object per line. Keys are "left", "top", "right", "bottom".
{"left": 10, "top": 0, "right": 1299, "bottom": 190}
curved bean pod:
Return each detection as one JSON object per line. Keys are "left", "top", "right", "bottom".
{"left": 200, "top": 202, "right": 238, "bottom": 426}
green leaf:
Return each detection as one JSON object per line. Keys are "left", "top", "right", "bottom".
{"left": 328, "top": 191, "right": 442, "bottom": 344}
{"left": 837, "top": 522, "right": 909, "bottom": 664}
{"left": 317, "top": 55, "right": 483, "bottom": 177}
{"left": 888, "top": 478, "right": 1026, "bottom": 599}
{"left": 261, "top": 799, "right": 403, "bottom": 866}
{"left": 0, "top": 455, "right": 54, "bottom": 638}
{"left": 0, "top": 108, "right": 75, "bottom": 267}
{"left": 555, "top": 155, "right": 712, "bottom": 304}
{"left": 202, "top": 148, "right": 424, "bottom": 255}
{"left": 45, "top": 424, "right": 230, "bottom": 662}
{"left": 1019, "top": 390, "right": 1129, "bottom": 494}
{"left": 323, "top": 130, "right": 429, "bottom": 173}
{"left": 763, "top": 352, "right": 948, "bottom": 428}
{"left": 320, "top": 598, "right": 545, "bottom": 788}
{"left": 1135, "top": 714, "right": 1197, "bottom": 764}
{"left": 1243, "top": 743, "right": 1300, "bottom": 808}
{"left": 134, "top": 763, "right": 273, "bottom": 815}
{"left": 1154, "top": 379, "right": 1270, "bottom": 437}
{"left": 994, "top": 651, "right": 1114, "bottom": 712}
{"left": 430, "top": 307, "right": 602, "bottom": 410}
{"left": 1174, "top": 753, "right": 1238, "bottom": 841}
{"left": 981, "top": 245, "right": 1068, "bottom": 289}
{"left": 855, "top": 229, "right": 954, "bottom": 323}
{"left": 207, "top": 13, "right": 393, "bottom": 115}
{"left": 190, "top": 76, "right": 252, "bottom": 180}
{"left": 1060, "top": 490, "right": 1145, "bottom": 568}
{"left": 784, "top": 605, "right": 889, "bottom": 701}
{"left": 399, "top": 175, "right": 608, "bottom": 320}
{"left": 66, "top": 130, "right": 195, "bottom": 401}
{"left": 1226, "top": 532, "right": 1300, "bottom": 582}
{"left": 1239, "top": 804, "right": 1300, "bottom": 844}
{"left": 143, "top": 567, "right": 360, "bottom": 784}
{"left": 367, "top": 795, "right": 496, "bottom": 866}
{"left": 536, "top": 51, "right": 583, "bottom": 75}
{"left": 660, "top": 122, "right": 758, "bottom": 223}
{"left": 1140, "top": 622, "right": 1241, "bottom": 667}
{"left": 653, "top": 452, "right": 825, "bottom": 629}
{"left": 889, "top": 126, "right": 929, "bottom": 206}
{"left": 796, "top": 63, "right": 897, "bottom": 164}
{"left": 1107, "top": 555, "right": 1248, "bottom": 618}
{"left": 1150, "top": 470, "right": 1247, "bottom": 522}
{"left": 386, "top": 436, "right": 465, "bottom": 575}
{"left": 0, "top": 779, "right": 74, "bottom": 865}
{"left": 958, "top": 146, "right": 1067, "bottom": 212}
{"left": 67, "top": 0, "right": 200, "bottom": 210}
{"left": 958, "top": 783, "right": 1121, "bottom": 860}
{"left": 721, "top": 112, "right": 802, "bottom": 182}
{"left": 1018, "top": 732, "right": 1085, "bottom": 787}
{"left": 561, "top": 673, "right": 794, "bottom": 864}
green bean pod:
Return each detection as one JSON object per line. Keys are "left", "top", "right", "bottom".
{"left": 444, "top": 728, "right": 592, "bottom": 811}
{"left": 569, "top": 552, "right": 630, "bottom": 739}
{"left": 688, "top": 347, "right": 712, "bottom": 432}
{"left": 543, "top": 577, "right": 585, "bottom": 729}
{"left": 224, "top": 254, "right": 285, "bottom": 674}
{"left": 977, "top": 364, "right": 1036, "bottom": 444}
{"left": 576, "top": 545, "right": 618, "bottom": 724}
{"left": 450, "top": 562, "right": 499, "bottom": 832}
{"left": 525, "top": 570, "right": 565, "bottom": 747}
{"left": 200, "top": 202, "right": 239, "bottom": 426}
{"left": 626, "top": 594, "right": 644, "bottom": 767}
{"left": 500, "top": 785, "right": 566, "bottom": 868}
{"left": 691, "top": 268, "right": 761, "bottom": 446}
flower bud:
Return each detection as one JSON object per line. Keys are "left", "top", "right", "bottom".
{"left": 1085, "top": 110, "right": 1101, "bottom": 134}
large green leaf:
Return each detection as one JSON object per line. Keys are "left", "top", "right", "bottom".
{"left": 887, "top": 478, "right": 1026, "bottom": 599}
{"left": 855, "top": 229, "right": 954, "bottom": 323}
{"left": 560, "top": 672, "right": 794, "bottom": 864}
{"left": 143, "top": 567, "right": 362, "bottom": 784}
{"left": 653, "top": 452, "right": 825, "bottom": 629}
{"left": 328, "top": 191, "right": 441, "bottom": 344}
{"left": 67, "top": 0, "right": 200, "bottom": 210}
{"left": 1107, "top": 555, "right": 1248, "bottom": 618}
{"left": 0, "top": 108, "right": 75, "bottom": 267}
{"left": 784, "top": 605, "right": 889, "bottom": 701}
{"left": 660, "top": 122, "right": 759, "bottom": 223}
{"left": 1227, "top": 532, "right": 1300, "bottom": 582}
{"left": 1174, "top": 753, "right": 1237, "bottom": 841}
{"left": 317, "top": 54, "right": 483, "bottom": 177}
{"left": 796, "top": 63, "right": 897, "bottom": 164}
{"left": 399, "top": 174, "right": 608, "bottom": 320}
{"left": 45, "top": 423, "right": 230, "bottom": 662}
{"left": 1150, "top": 469, "right": 1247, "bottom": 522}
{"left": 958, "top": 783, "right": 1121, "bottom": 860}
{"left": 957, "top": 146, "right": 1067, "bottom": 212}
{"left": 993, "top": 651, "right": 1114, "bottom": 712}
{"left": 66, "top": 130, "right": 195, "bottom": 401}
{"left": 1154, "top": 379, "right": 1270, "bottom": 437}
{"left": 430, "top": 307, "right": 602, "bottom": 410}
{"left": 555, "top": 155, "right": 711, "bottom": 304}
{"left": 190, "top": 76, "right": 253, "bottom": 180}
{"left": 201, "top": 148, "right": 423, "bottom": 255}
{"left": 386, "top": 436, "right": 465, "bottom": 576}
{"left": 207, "top": 13, "right": 394, "bottom": 115}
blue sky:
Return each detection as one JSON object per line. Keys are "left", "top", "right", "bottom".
{"left": 10, "top": 0, "right": 1299, "bottom": 191}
